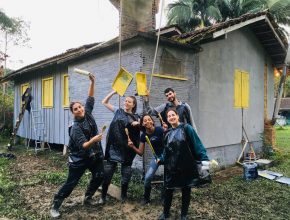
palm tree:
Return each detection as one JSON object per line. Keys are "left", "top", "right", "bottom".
{"left": 167, "top": 0, "right": 223, "bottom": 32}
{"left": 216, "top": 0, "right": 265, "bottom": 21}
{"left": 264, "top": 0, "right": 290, "bottom": 25}
{"left": 167, "top": 0, "right": 290, "bottom": 31}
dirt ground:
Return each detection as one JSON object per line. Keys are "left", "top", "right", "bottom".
{"left": 8, "top": 150, "right": 243, "bottom": 220}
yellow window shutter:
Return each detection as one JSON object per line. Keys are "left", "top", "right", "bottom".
{"left": 234, "top": 69, "right": 242, "bottom": 108}
{"left": 42, "top": 77, "right": 53, "bottom": 108}
{"left": 63, "top": 74, "right": 69, "bottom": 107}
{"left": 242, "top": 71, "right": 249, "bottom": 108}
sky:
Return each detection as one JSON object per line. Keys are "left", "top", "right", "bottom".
{"left": 1, "top": 0, "right": 174, "bottom": 70}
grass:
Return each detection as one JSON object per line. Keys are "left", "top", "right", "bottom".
{"left": 275, "top": 125, "right": 290, "bottom": 150}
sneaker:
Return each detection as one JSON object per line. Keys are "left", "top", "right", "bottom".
{"left": 98, "top": 197, "right": 106, "bottom": 204}
{"left": 50, "top": 208, "right": 60, "bottom": 218}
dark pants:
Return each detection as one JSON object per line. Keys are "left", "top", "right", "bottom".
{"left": 54, "top": 158, "right": 104, "bottom": 201}
{"left": 163, "top": 187, "right": 191, "bottom": 217}
{"left": 101, "top": 160, "right": 132, "bottom": 198}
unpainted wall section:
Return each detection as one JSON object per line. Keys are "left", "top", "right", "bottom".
{"left": 14, "top": 66, "right": 71, "bottom": 145}
{"left": 198, "top": 28, "right": 274, "bottom": 163}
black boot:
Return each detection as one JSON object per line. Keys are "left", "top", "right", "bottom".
{"left": 157, "top": 212, "right": 170, "bottom": 220}
{"left": 141, "top": 186, "right": 151, "bottom": 205}
{"left": 50, "top": 197, "right": 64, "bottom": 218}
{"left": 99, "top": 182, "right": 109, "bottom": 204}
{"left": 180, "top": 187, "right": 190, "bottom": 220}
{"left": 121, "top": 183, "right": 128, "bottom": 202}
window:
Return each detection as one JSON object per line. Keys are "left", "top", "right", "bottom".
{"left": 234, "top": 69, "right": 249, "bottom": 108}
{"left": 154, "top": 49, "right": 187, "bottom": 81}
{"left": 42, "top": 77, "right": 54, "bottom": 108}
{"left": 21, "top": 83, "right": 30, "bottom": 95}
{"left": 63, "top": 74, "right": 69, "bottom": 107}
{"left": 20, "top": 83, "right": 30, "bottom": 106}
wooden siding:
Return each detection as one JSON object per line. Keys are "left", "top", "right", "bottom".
{"left": 14, "top": 67, "right": 71, "bottom": 145}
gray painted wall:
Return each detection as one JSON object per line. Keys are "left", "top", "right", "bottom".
{"left": 198, "top": 28, "right": 274, "bottom": 165}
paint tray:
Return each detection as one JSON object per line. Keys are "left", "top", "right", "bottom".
{"left": 112, "top": 67, "right": 133, "bottom": 96}
{"left": 135, "top": 72, "right": 147, "bottom": 96}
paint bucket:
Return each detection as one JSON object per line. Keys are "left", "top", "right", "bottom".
{"left": 243, "top": 162, "right": 258, "bottom": 181}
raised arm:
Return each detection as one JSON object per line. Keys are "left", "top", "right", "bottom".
{"left": 102, "top": 90, "right": 117, "bottom": 112}
{"left": 143, "top": 90, "right": 166, "bottom": 116}
{"left": 88, "top": 74, "right": 95, "bottom": 97}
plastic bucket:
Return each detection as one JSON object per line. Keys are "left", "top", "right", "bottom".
{"left": 243, "top": 162, "right": 258, "bottom": 181}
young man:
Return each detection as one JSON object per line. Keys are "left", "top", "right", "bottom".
{"left": 144, "top": 88, "right": 197, "bottom": 131}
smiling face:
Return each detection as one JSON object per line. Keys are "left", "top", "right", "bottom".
{"left": 165, "top": 91, "right": 176, "bottom": 103}
{"left": 167, "top": 109, "right": 179, "bottom": 127}
{"left": 124, "top": 96, "right": 136, "bottom": 113}
{"left": 71, "top": 102, "right": 85, "bottom": 118}
{"left": 142, "top": 115, "right": 154, "bottom": 130}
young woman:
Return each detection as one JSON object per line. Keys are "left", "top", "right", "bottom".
{"left": 50, "top": 74, "right": 104, "bottom": 218}
{"left": 100, "top": 90, "right": 140, "bottom": 203}
{"left": 157, "top": 109, "right": 209, "bottom": 220}
{"left": 127, "top": 114, "right": 165, "bottom": 205}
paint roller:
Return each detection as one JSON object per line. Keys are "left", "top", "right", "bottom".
{"left": 74, "top": 68, "right": 91, "bottom": 76}
{"left": 145, "top": 135, "right": 157, "bottom": 159}
{"left": 101, "top": 125, "right": 107, "bottom": 135}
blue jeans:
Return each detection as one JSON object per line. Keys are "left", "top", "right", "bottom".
{"left": 144, "top": 158, "right": 159, "bottom": 188}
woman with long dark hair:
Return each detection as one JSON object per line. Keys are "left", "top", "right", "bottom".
{"left": 158, "top": 109, "right": 209, "bottom": 220}
{"left": 128, "top": 113, "right": 165, "bottom": 204}
{"left": 50, "top": 74, "right": 104, "bottom": 218}
{"left": 100, "top": 90, "right": 140, "bottom": 203}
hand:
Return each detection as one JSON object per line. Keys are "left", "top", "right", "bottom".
{"left": 131, "top": 121, "right": 139, "bottom": 127}
{"left": 89, "top": 73, "right": 95, "bottom": 82}
{"left": 146, "top": 89, "right": 150, "bottom": 97}
{"left": 128, "top": 140, "right": 134, "bottom": 148}
{"left": 112, "top": 90, "right": 117, "bottom": 95}
{"left": 162, "top": 122, "right": 168, "bottom": 130}
{"left": 92, "top": 134, "right": 102, "bottom": 143}
{"left": 156, "top": 158, "right": 161, "bottom": 165}
{"left": 143, "top": 90, "right": 150, "bottom": 101}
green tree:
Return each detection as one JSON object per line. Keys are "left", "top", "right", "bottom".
{"left": 167, "top": 0, "right": 290, "bottom": 31}
{"left": 216, "top": 0, "right": 265, "bottom": 21}
{"left": 0, "top": 9, "right": 30, "bottom": 70}
{"left": 167, "top": 0, "right": 223, "bottom": 32}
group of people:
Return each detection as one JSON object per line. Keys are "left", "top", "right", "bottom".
{"left": 50, "top": 74, "right": 210, "bottom": 220}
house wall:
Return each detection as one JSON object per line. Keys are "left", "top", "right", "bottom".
{"left": 198, "top": 28, "right": 274, "bottom": 165}
{"left": 14, "top": 66, "right": 71, "bottom": 145}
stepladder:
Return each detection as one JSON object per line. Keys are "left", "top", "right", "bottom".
{"left": 29, "top": 102, "right": 51, "bottom": 153}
